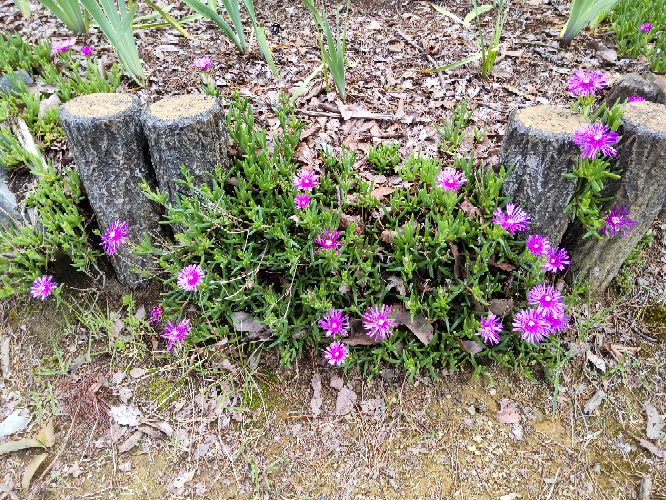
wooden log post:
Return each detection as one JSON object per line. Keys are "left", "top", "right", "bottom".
{"left": 140, "top": 95, "right": 229, "bottom": 230}
{"left": 563, "top": 101, "right": 666, "bottom": 295}
{"left": 59, "top": 93, "right": 162, "bottom": 289}
{"left": 499, "top": 106, "right": 588, "bottom": 247}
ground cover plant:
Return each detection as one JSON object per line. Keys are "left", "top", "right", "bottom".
{"left": 608, "top": 0, "right": 666, "bottom": 70}
{"left": 0, "top": 0, "right": 665, "bottom": 497}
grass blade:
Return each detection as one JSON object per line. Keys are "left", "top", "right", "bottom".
{"left": 463, "top": 4, "right": 493, "bottom": 24}
{"left": 181, "top": 0, "right": 243, "bottom": 52}
{"left": 289, "top": 63, "right": 324, "bottom": 105}
{"left": 424, "top": 53, "right": 482, "bottom": 72}
{"left": 145, "top": 0, "right": 191, "bottom": 38}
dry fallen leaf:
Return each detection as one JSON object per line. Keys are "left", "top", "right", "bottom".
{"left": 370, "top": 186, "right": 395, "bottom": 199}
{"left": 456, "top": 338, "right": 484, "bottom": 355}
{"left": 335, "top": 386, "right": 357, "bottom": 416}
{"left": 310, "top": 373, "right": 323, "bottom": 417}
{"left": 586, "top": 351, "right": 607, "bottom": 373}
{"left": 495, "top": 400, "right": 521, "bottom": 424}
{"left": 489, "top": 298, "right": 514, "bottom": 315}
{"left": 117, "top": 431, "right": 143, "bottom": 454}
{"left": 330, "top": 375, "right": 344, "bottom": 391}
{"left": 361, "top": 399, "right": 384, "bottom": 415}
{"left": 644, "top": 400, "right": 665, "bottom": 440}
{"left": 639, "top": 438, "right": 666, "bottom": 459}
{"left": 35, "top": 418, "right": 55, "bottom": 447}
{"left": 22, "top": 453, "right": 48, "bottom": 492}
{"left": 0, "top": 439, "right": 45, "bottom": 456}
{"left": 110, "top": 406, "right": 143, "bottom": 427}
{"left": 393, "top": 304, "right": 434, "bottom": 345}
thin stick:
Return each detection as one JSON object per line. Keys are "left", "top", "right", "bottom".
{"left": 397, "top": 30, "right": 447, "bottom": 90}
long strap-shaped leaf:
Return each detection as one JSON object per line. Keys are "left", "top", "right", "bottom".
{"left": 145, "top": 0, "right": 191, "bottom": 38}
{"left": 181, "top": 0, "right": 244, "bottom": 53}
{"left": 561, "top": 0, "right": 620, "bottom": 42}
{"left": 220, "top": 0, "right": 246, "bottom": 54}
{"left": 240, "top": 0, "right": 278, "bottom": 78}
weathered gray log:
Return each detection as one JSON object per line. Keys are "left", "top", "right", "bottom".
{"left": 140, "top": 95, "right": 229, "bottom": 228}
{"left": 499, "top": 105, "right": 588, "bottom": 247}
{"left": 563, "top": 101, "right": 666, "bottom": 296}
{"left": 637, "top": 476, "right": 652, "bottom": 500}
{"left": 59, "top": 93, "right": 162, "bottom": 289}
{"left": 603, "top": 73, "right": 666, "bottom": 108}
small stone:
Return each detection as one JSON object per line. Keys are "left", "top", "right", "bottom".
{"left": 533, "top": 409, "right": 545, "bottom": 423}
{"left": 129, "top": 367, "right": 145, "bottom": 378}
{"left": 467, "top": 406, "right": 476, "bottom": 416}
{"left": 489, "top": 388, "right": 497, "bottom": 396}
{"left": 0, "top": 69, "right": 34, "bottom": 95}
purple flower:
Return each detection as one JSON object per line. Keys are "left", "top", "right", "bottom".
{"left": 150, "top": 306, "right": 164, "bottom": 326}
{"left": 30, "top": 275, "right": 57, "bottom": 301}
{"left": 526, "top": 235, "right": 551, "bottom": 256}
{"left": 50, "top": 38, "right": 76, "bottom": 56}
{"left": 177, "top": 264, "right": 205, "bottom": 292}
{"left": 292, "top": 170, "right": 320, "bottom": 192}
{"left": 492, "top": 203, "right": 531, "bottom": 236}
{"left": 542, "top": 247, "right": 570, "bottom": 273}
{"left": 193, "top": 56, "right": 212, "bottom": 70}
{"left": 541, "top": 304, "right": 571, "bottom": 334}
{"left": 318, "top": 309, "right": 350, "bottom": 338}
{"left": 639, "top": 23, "right": 652, "bottom": 32}
{"left": 363, "top": 304, "right": 399, "bottom": 341}
{"left": 628, "top": 96, "right": 645, "bottom": 103}
{"left": 100, "top": 220, "right": 129, "bottom": 255}
{"left": 572, "top": 123, "right": 619, "bottom": 159}
{"left": 161, "top": 319, "right": 192, "bottom": 351}
{"left": 81, "top": 46, "right": 93, "bottom": 56}
{"left": 294, "top": 194, "right": 310, "bottom": 208}
{"left": 324, "top": 341, "right": 349, "bottom": 366}
{"left": 314, "top": 228, "right": 344, "bottom": 256}
{"left": 600, "top": 205, "right": 637, "bottom": 238}
{"left": 513, "top": 309, "right": 550, "bottom": 344}
{"left": 528, "top": 284, "right": 563, "bottom": 313}
{"left": 478, "top": 312, "right": 503, "bottom": 345}
{"left": 567, "top": 69, "right": 607, "bottom": 96}
{"left": 436, "top": 168, "right": 467, "bottom": 192}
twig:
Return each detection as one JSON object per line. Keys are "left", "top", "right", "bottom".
{"left": 397, "top": 29, "right": 447, "bottom": 90}
{"left": 545, "top": 468, "right": 560, "bottom": 500}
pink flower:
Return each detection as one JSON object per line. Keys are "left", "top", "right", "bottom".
{"left": 542, "top": 247, "right": 570, "bottom": 273}
{"left": 436, "top": 168, "right": 467, "bottom": 192}
{"left": 177, "top": 264, "right": 205, "bottom": 292}
{"left": 492, "top": 203, "right": 531, "bottom": 236}
{"left": 318, "top": 309, "right": 350, "bottom": 338}
{"left": 526, "top": 235, "right": 550, "bottom": 256}
{"left": 628, "top": 96, "right": 645, "bottom": 103}
{"left": 193, "top": 56, "right": 212, "bottom": 70}
{"left": 513, "top": 309, "right": 550, "bottom": 344}
{"left": 363, "top": 304, "right": 399, "bottom": 341}
{"left": 51, "top": 38, "right": 76, "bottom": 56}
{"left": 294, "top": 194, "right": 310, "bottom": 208}
{"left": 100, "top": 220, "right": 129, "bottom": 255}
{"left": 567, "top": 69, "right": 607, "bottom": 96}
{"left": 30, "top": 275, "right": 57, "bottom": 301}
{"left": 478, "top": 312, "right": 502, "bottom": 345}
{"left": 541, "top": 304, "right": 571, "bottom": 334}
{"left": 292, "top": 170, "right": 320, "bottom": 192}
{"left": 161, "top": 319, "right": 192, "bottom": 351}
{"left": 314, "top": 228, "right": 344, "bottom": 256}
{"left": 600, "top": 205, "right": 637, "bottom": 238}
{"left": 572, "top": 123, "right": 619, "bottom": 159}
{"left": 81, "top": 46, "right": 93, "bottom": 56}
{"left": 528, "top": 284, "right": 563, "bottom": 313}
{"left": 324, "top": 341, "right": 349, "bottom": 366}
{"left": 150, "top": 306, "right": 164, "bottom": 326}
{"left": 639, "top": 23, "right": 652, "bottom": 32}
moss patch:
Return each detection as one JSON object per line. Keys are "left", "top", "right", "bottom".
{"left": 643, "top": 304, "right": 666, "bottom": 325}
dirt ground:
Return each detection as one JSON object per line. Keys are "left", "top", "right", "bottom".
{"left": 0, "top": 0, "right": 665, "bottom": 498}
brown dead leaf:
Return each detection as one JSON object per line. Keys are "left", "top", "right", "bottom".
{"left": 335, "top": 386, "right": 357, "bottom": 416}
{"left": 393, "top": 304, "right": 433, "bottom": 345}
{"left": 370, "top": 186, "right": 394, "bottom": 199}
{"left": 456, "top": 338, "right": 484, "bottom": 354}
{"left": 35, "top": 418, "right": 55, "bottom": 447}
{"left": 22, "top": 453, "right": 48, "bottom": 492}
{"left": 343, "top": 319, "right": 380, "bottom": 346}
{"left": 459, "top": 196, "right": 481, "bottom": 220}
{"left": 361, "top": 399, "right": 384, "bottom": 415}
{"left": 330, "top": 375, "right": 344, "bottom": 391}
{"left": 603, "top": 343, "right": 640, "bottom": 362}
{"left": 495, "top": 400, "right": 521, "bottom": 424}
{"left": 639, "top": 439, "right": 666, "bottom": 459}
{"left": 117, "top": 431, "right": 143, "bottom": 453}
{"left": 489, "top": 298, "right": 514, "bottom": 315}
{"left": 449, "top": 242, "right": 462, "bottom": 279}
{"left": 310, "top": 373, "right": 323, "bottom": 417}
{"left": 488, "top": 258, "right": 515, "bottom": 272}
{"left": 340, "top": 213, "right": 364, "bottom": 235}
{"left": 138, "top": 419, "right": 174, "bottom": 437}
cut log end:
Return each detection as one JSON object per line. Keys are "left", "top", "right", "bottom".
{"left": 498, "top": 105, "right": 586, "bottom": 247}
{"left": 61, "top": 93, "right": 134, "bottom": 119}
{"left": 146, "top": 94, "right": 217, "bottom": 121}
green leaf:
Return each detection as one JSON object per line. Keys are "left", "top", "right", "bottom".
{"left": 432, "top": 4, "right": 468, "bottom": 26}
{"left": 145, "top": 0, "right": 191, "bottom": 38}
{"left": 561, "top": 0, "right": 620, "bottom": 42}
{"left": 463, "top": 4, "right": 493, "bottom": 25}
{"left": 423, "top": 53, "right": 482, "bottom": 72}
{"left": 181, "top": 0, "right": 243, "bottom": 52}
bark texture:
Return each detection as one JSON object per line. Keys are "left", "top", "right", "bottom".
{"left": 59, "top": 93, "right": 162, "bottom": 289}
{"left": 603, "top": 72, "right": 666, "bottom": 108}
{"left": 141, "top": 95, "right": 229, "bottom": 229}
{"left": 563, "top": 101, "right": 666, "bottom": 296}
{"left": 499, "top": 106, "right": 587, "bottom": 247}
